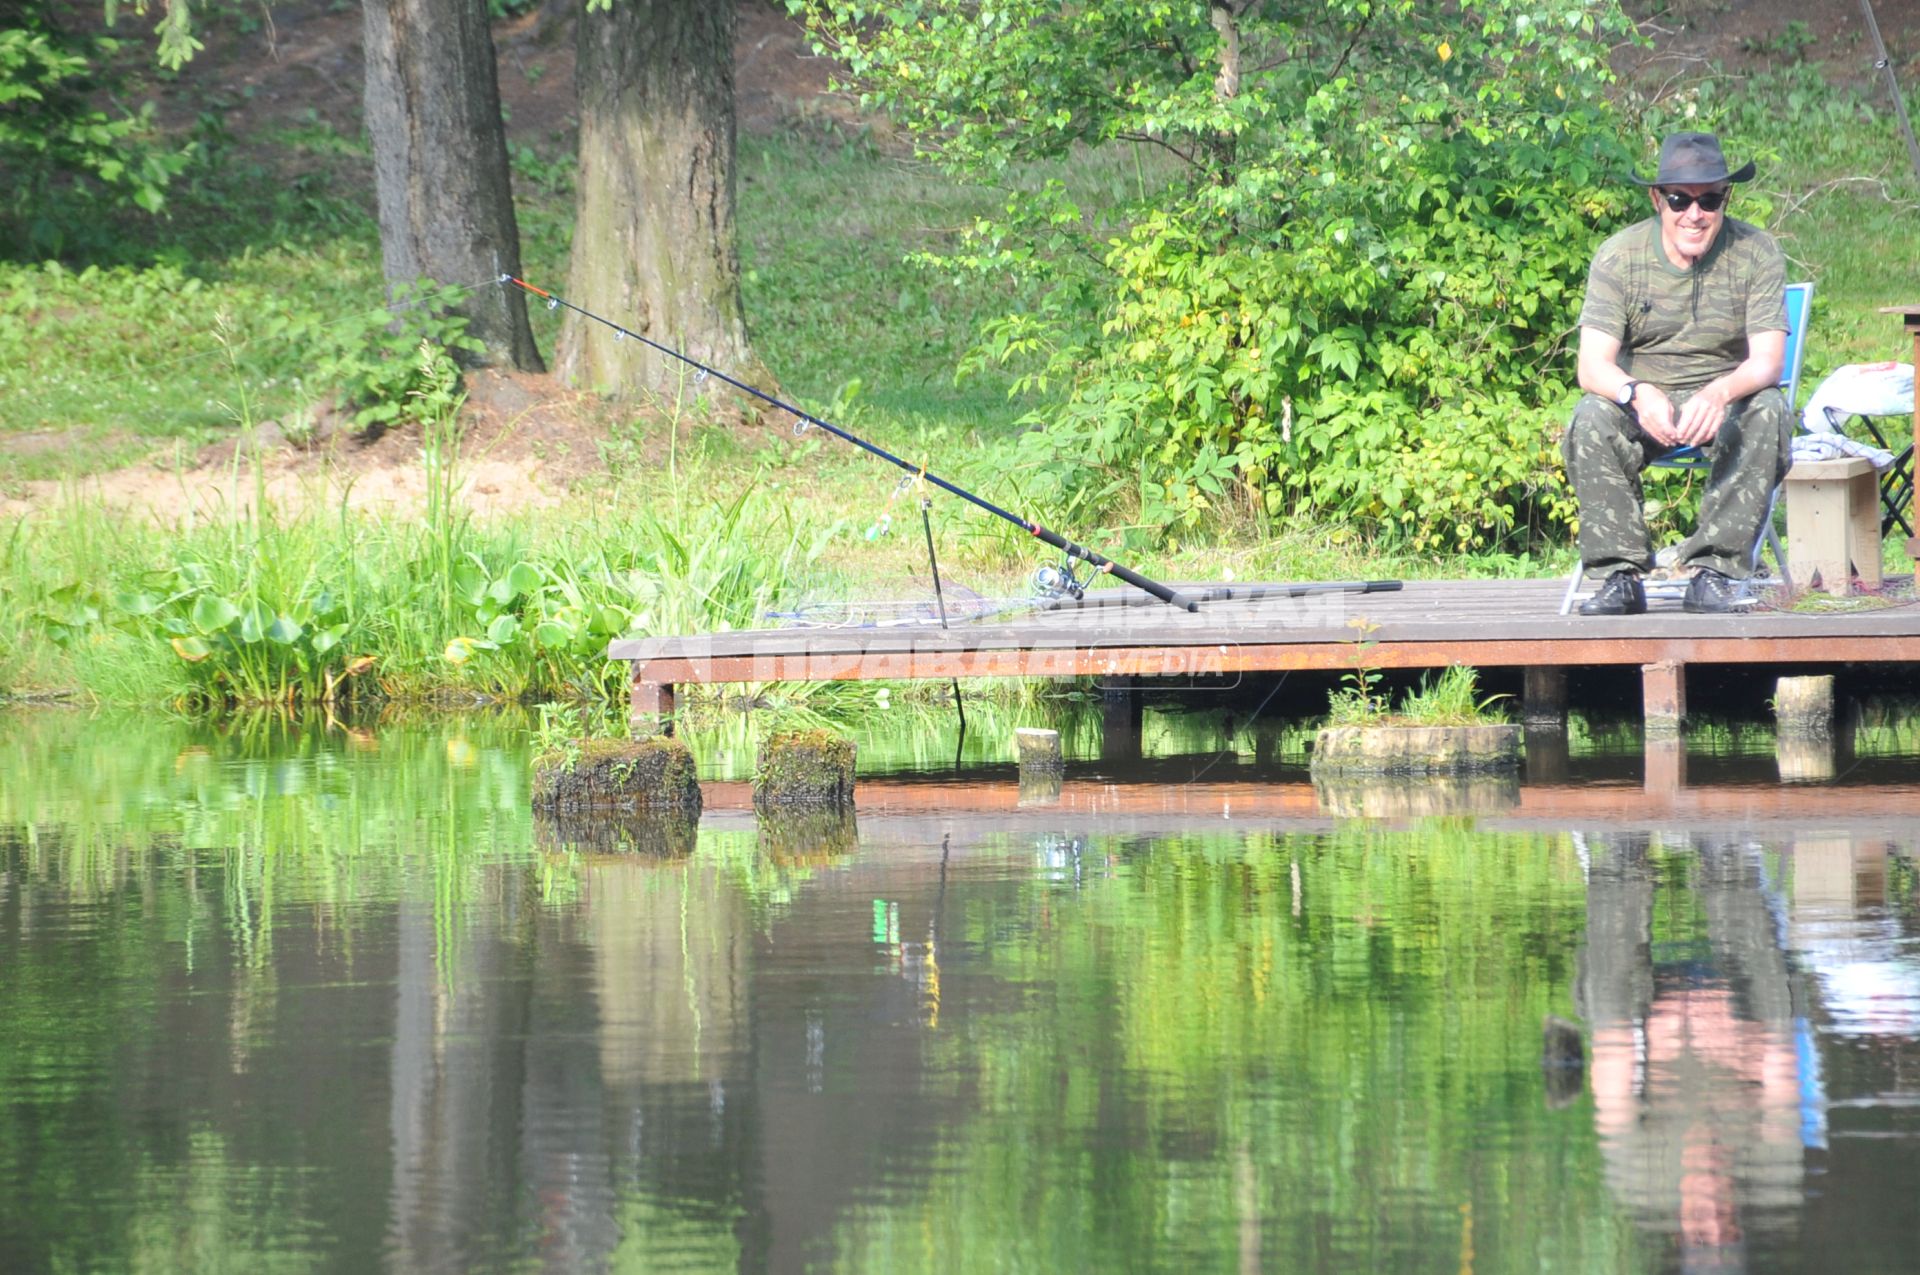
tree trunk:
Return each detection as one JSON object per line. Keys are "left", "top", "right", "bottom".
{"left": 362, "top": 0, "right": 544, "bottom": 371}
{"left": 559, "top": 0, "right": 765, "bottom": 399}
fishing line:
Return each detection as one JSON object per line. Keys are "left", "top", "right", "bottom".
{"left": 500, "top": 273, "right": 1203, "bottom": 612}
{"left": 1859, "top": 0, "right": 1920, "bottom": 189}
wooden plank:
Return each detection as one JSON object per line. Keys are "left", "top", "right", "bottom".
{"left": 629, "top": 633, "right": 1920, "bottom": 690}
{"left": 609, "top": 577, "right": 1920, "bottom": 663}
{"left": 612, "top": 606, "right": 1920, "bottom": 662}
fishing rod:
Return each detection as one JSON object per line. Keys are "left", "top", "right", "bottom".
{"left": 1859, "top": 0, "right": 1920, "bottom": 190}
{"left": 1038, "top": 579, "right": 1403, "bottom": 611}
{"left": 503, "top": 273, "right": 1200, "bottom": 610}
{"left": 500, "top": 274, "right": 1405, "bottom": 613}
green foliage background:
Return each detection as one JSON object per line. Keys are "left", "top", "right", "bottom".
{"left": 796, "top": 0, "right": 1641, "bottom": 551}
{"left": 0, "top": 10, "right": 188, "bottom": 258}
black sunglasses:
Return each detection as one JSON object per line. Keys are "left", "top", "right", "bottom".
{"left": 1658, "top": 187, "right": 1730, "bottom": 213}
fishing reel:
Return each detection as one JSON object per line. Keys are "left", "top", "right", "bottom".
{"left": 1031, "top": 559, "right": 1087, "bottom": 601}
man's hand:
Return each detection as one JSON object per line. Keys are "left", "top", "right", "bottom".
{"left": 1672, "top": 384, "right": 1731, "bottom": 447}
{"left": 1632, "top": 383, "right": 1681, "bottom": 448}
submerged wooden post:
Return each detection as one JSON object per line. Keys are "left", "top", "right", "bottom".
{"left": 1015, "top": 727, "right": 1065, "bottom": 804}
{"left": 1523, "top": 665, "right": 1568, "bottom": 730}
{"left": 630, "top": 674, "right": 676, "bottom": 738}
{"left": 1645, "top": 734, "right": 1687, "bottom": 796}
{"left": 1641, "top": 661, "right": 1686, "bottom": 735}
{"left": 1776, "top": 674, "right": 1838, "bottom": 782}
{"left": 1775, "top": 675, "right": 1836, "bottom": 736}
{"left": 1101, "top": 677, "right": 1143, "bottom": 763}
{"left": 755, "top": 729, "right": 856, "bottom": 809}
{"left": 1014, "top": 727, "right": 1064, "bottom": 773}
{"left": 1523, "top": 725, "right": 1571, "bottom": 785}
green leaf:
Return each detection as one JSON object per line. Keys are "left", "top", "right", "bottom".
{"left": 238, "top": 599, "right": 273, "bottom": 645}
{"left": 486, "top": 613, "right": 521, "bottom": 645}
{"left": 453, "top": 562, "right": 489, "bottom": 607}
{"left": 265, "top": 615, "right": 304, "bottom": 645}
{"left": 506, "top": 562, "right": 543, "bottom": 597}
{"left": 589, "top": 605, "right": 628, "bottom": 637}
{"left": 190, "top": 595, "right": 241, "bottom": 635}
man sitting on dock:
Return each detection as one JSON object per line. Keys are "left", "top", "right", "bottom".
{"left": 1564, "top": 131, "right": 1792, "bottom": 615}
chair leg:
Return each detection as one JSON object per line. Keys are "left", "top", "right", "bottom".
{"left": 1559, "top": 564, "right": 1585, "bottom": 616}
{"left": 1756, "top": 485, "right": 1791, "bottom": 593}
{"left": 1764, "top": 522, "right": 1792, "bottom": 593}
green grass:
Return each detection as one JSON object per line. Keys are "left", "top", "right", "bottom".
{"left": 1325, "top": 664, "right": 1511, "bottom": 728}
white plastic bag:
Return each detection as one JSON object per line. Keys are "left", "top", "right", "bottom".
{"left": 1800, "top": 361, "right": 1915, "bottom": 434}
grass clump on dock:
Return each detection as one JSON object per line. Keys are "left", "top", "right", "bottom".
{"left": 1326, "top": 665, "right": 1511, "bottom": 730}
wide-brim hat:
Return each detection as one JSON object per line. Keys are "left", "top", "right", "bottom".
{"left": 1630, "top": 131, "right": 1756, "bottom": 186}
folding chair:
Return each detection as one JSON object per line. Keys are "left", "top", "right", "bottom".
{"left": 1849, "top": 411, "right": 1915, "bottom": 540}
{"left": 1560, "top": 281, "right": 1812, "bottom": 615}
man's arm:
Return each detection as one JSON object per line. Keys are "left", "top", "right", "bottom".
{"left": 1671, "top": 330, "right": 1785, "bottom": 447}
{"left": 1578, "top": 326, "right": 1682, "bottom": 447}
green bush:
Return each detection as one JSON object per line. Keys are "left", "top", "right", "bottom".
{"left": 796, "top": 0, "right": 1639, "bottom": 551}
{"left": 0, "top": 17, "right": 189, "bottom": 259}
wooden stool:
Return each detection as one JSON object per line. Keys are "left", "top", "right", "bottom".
{"left": 1783, "top": 457, "right": 1883, "bottom": 594}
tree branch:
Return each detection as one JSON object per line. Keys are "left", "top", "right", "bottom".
{"left": 1117, "top": 131, "right": 1200, "bottom": 168}
{"left": 1325, "top": 1, "right": 1377, "bottom": 86}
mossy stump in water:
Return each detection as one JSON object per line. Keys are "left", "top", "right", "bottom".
{"left": 1310, "top": 723, "right": 1521, "bottom": 777}
{"left": 758, "top": 808, "right": 859, "bottom": 866}
{"left": 1314, "top": 772, "right": 1520, "bottom": 818}
{"left": 755, "top": 730, "right": 856, "bottom": 809}
{"left": 531, "top": 737, "right": 702, "bottom": 815}
{"left": 534, "top": 810, "right": 699, "bottom": 857}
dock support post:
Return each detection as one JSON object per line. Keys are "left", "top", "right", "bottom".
{"left": 630, "top": 677, "right": 676, "bottom": 738}
{"left": 1775, "top": 675, "right": 1836, "bottom": 736}
{"left": 1775, "top": 674, "right": 1837, "bottom": 782}
{"left": 1645, "top": 735, "right": 1687, "bottom": 795}
{"left": 1641, "top": 660, "right": 1686, "bottom": 794}
{"left": 1101, "top": 676, "right": 1143, "bottom": 763}
{"left": 1523, "top": 666, "right": 1569, "bottom": 730}
{"left": 1641, "top": 661, "right": 1686, "bottom": 736}
{"left": 1014, "top": 727, "right": 1065, "bottom": 774}
{"left": 1524, "top": 726, "right": 1571, "bottom": 785}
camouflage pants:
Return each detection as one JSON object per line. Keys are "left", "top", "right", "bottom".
{"left": 1561, "top": 386, "right": 1791, "bottom": 580}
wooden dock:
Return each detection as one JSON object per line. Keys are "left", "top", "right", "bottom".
{"left": 609, "top": 577, "right": 1920, "bottom": 729}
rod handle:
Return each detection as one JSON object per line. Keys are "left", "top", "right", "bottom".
{"left": 1028, "top": 524, "right": 1196, "bottom": 611}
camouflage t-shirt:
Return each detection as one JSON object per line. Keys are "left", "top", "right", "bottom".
{"left": 1576, "top": 216, "right": 1787, "bottom": 395}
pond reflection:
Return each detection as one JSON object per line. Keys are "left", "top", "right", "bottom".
{"left": 1, "top": 709, "right": 1918, "bottom": 1272}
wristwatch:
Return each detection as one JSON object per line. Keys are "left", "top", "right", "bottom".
{"left": 1616, "top": 380, "right": 1640, "bottom": 407}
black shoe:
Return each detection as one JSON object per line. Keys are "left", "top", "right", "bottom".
{"left": 1682, "top": 568, "right": 1741, "bottom": 614}
{"left": 1579, "top": 570, "right": 1646, "bottom": 616}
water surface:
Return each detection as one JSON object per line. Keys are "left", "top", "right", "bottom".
{"left": 3, "top": 708, "right": 1919, "bottom": 1272}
